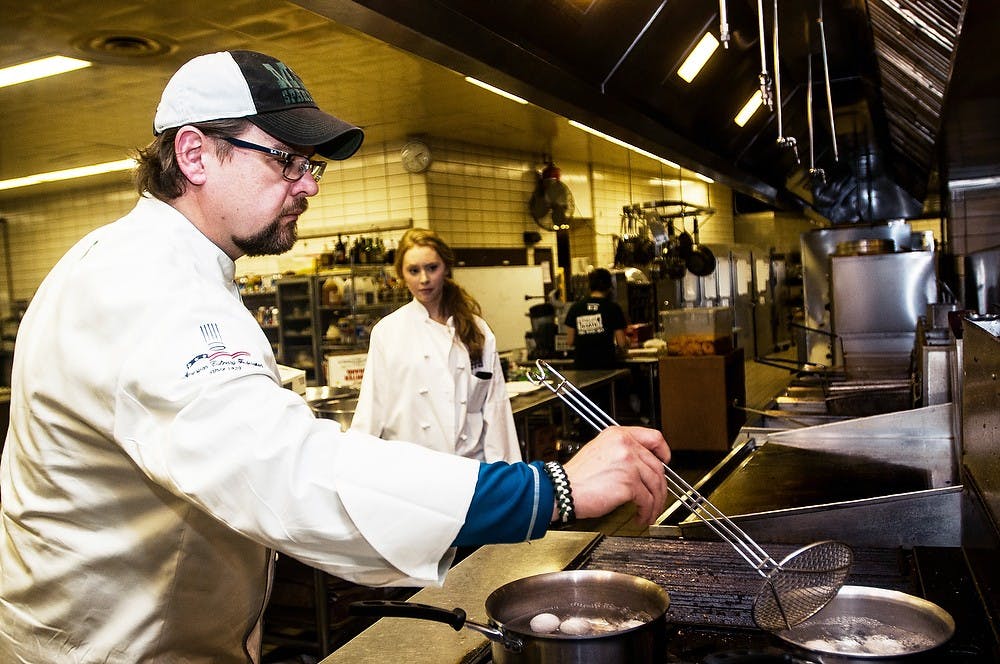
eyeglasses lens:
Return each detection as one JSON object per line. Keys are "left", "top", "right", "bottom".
{"left": 283, "top": 156, "right": 325, "bottom": 183}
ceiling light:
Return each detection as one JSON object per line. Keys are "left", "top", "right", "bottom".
{"left": 0, "top": 55, "right": 91, "bottom": 88}
{"left": 568, "top": 120, "right": 679, "bottom": 169}
{"left": 677, "top": 32, "right": 720, "bottom": 83}
{"left": 464, "top": 76, "right": 529, "bottom": 104}
{"left": 694, "top": 172, "right": 715, "bottom": 184}
{"left": 949, "top": 175, "right": 1000, "bottom": 192}
{"left": 0, "top": 159, "right": 135, "bottom": 192}
{"left": 734, "top": 90, "right": 764, "bottom": 127}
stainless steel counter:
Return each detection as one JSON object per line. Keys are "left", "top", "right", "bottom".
{"left": 508, "top": 367, "right": 629, "bottom": 459}
{"left": 507, "top": 367, "right": 629, "bottom": 418}
{"left": 319, "top": 531, "right": 599, "bottom": 664}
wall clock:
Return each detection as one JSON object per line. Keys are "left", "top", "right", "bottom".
{"left": 401, "top": 140, "right": 432, "bottom": 173}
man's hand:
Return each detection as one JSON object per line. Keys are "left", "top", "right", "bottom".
{"left": 561, "top": 426, "right": 671, "bottom": 525}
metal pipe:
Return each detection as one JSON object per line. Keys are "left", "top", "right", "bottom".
{"left": 818, "top": 0, "right": 839, "bottom": 161}
{"left": 756, "top": 0, "right": 772, "bottom": 109}
{"left": 807, "top": 54, "right": 814, "bottom": 170}
{"left": 772, "top": 0, "right": 799, "bottom": 163}
{"left": 601, "top": 0, "right": 669, "bottom": 93}
{"left": 719, "top": 0, "right": 731, "bottom": 48}
{"left": 807, "top": 54, "right": 824, "bottom": 183}
{"left": 773, "top": 0, "right": 783, "bottom": 137}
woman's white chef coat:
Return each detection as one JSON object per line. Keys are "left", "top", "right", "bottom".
{"left": 351, "top": 298, "right": 522, "bottom": 463}
{"left": 0, "top": 196, "right": 480, "bottom": 664}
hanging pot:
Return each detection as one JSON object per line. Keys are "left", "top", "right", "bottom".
{"left": 632, "top": 235, "right": 656, "bottom": 265}
{"left": 685, "top": 219, "right": 716, "bottom": 277}
{"left": 349, "top": 570, "right": 670, "bottom": 663}
{"left": 621, "top": 206, "right": 655, "bottom": 266}
{"left": 676, "top": 230, "right": 695, "bottom": 259}
{"left": 686, "top": 245, "right": 716, "bottom": 277}
{"left": 661, "top": 245, "right": 687, "bottom": 280}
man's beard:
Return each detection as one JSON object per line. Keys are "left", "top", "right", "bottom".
{"left": 233, "top": 201, "right": 305, "bottom": 257}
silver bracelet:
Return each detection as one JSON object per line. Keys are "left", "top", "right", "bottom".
{"left": 543, "top": 461, "right": 576, "bottom": 524}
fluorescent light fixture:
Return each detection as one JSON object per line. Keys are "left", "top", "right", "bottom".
{"left": 0, "top": 55, "right": 91, "bottom": 89}
{"left": 734, "top": 90, "right": 764, "bottom": 127}
{"left": 0, "top": 159, "right": 136, "bottom": 192}
{"left": 949, "top": 175, "right": 1000, "bottom": 192}
{"left": 568, "top": 120, "right": 679, "bottom": 169}
{"left": 464, "top": 76, "right": 529, "bottom": 104}
{"left": 677, "top": 32, "right": 720, "bottom": 83}
{"left": 651, "top": 173, "right": 713, "bottom": 187}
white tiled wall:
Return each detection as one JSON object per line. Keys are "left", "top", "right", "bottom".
{"left": 0, "top": 136, "right": 738, "bottom": 313}
{"left": 0, "top": 184, "right": 138, "bottom": 311}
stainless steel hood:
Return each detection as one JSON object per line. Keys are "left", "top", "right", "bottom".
{"left": 298, "top": 0, "right": 973, "bottom": 221}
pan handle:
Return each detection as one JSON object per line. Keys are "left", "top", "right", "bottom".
{"left": 349, "top": 599, "right": 468, "bottom": 630}
{"left": 348, "top": 600, "right": 522, "bottom": 651}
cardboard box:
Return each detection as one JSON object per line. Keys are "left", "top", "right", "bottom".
{"left": 326, "top": 353, "right": 368, "bottom": 387}
{"left": 659, "top": 349, "right": 746, "bottom": 451}
{"left": 276, "top": 364, "right": 307, "bottom": 396}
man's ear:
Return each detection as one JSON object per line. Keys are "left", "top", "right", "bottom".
{"left": 174, "top": 126, "right": 209, "bottom": 186}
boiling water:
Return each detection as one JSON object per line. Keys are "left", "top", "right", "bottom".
{"left": 508, "top": 604, "right": 652, "bottom": 638}
{"left": 789, "top": 615, "right": 939, "bottom": 655}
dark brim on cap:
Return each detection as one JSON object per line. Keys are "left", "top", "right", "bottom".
{"left": 249, "top": 106, "right": 364, "bottom": 160}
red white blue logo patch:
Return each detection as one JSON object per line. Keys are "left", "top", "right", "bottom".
{"left": 184, "top": 323, "right": 263, "bottom": 378}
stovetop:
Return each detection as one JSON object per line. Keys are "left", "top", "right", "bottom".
{"left": 573, "top": 538, "right": 995, "bottom": 664}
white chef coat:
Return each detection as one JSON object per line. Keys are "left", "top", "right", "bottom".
{"left": 0, "top": 196, "right": 480, "bottom": 664}
{"left": 351, "top": 299, "right": 522, "bottom": 463}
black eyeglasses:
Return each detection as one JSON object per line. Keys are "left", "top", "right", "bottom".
{"left": 222, "top": 136, "right": 327, "bottom": 183}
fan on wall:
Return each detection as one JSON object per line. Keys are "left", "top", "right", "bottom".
{"left": 528, "top": 162, "right": 577, "bottom": 231}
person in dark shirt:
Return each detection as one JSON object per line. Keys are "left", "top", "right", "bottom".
{"left": 564, "top": 267, "right": 628, "bottom": 369}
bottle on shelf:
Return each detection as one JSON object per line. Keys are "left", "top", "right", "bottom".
{"left": 384, "top": 238, "right": 397, "bottom": 265}
{"left": 370, "top": 236, "right": 385, "bottom": 263}
{"left": 351, "top": 236, "right": 368, "bottom": 265}
{"left": 319, "top": 243, "right": 334, "bottom": 269}
{"left": 334, "top": 234, "right": 347, "bottom": 264}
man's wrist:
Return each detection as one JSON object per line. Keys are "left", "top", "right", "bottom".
{"left": 543, "top": 461, "right": 575, "bottom": 524}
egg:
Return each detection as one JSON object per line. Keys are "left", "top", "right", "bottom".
{"left": 529, "top": 612, "right": 561, "bottom": 633}
{"left": 558, "top": 616, "right": 591, "bottom": 635}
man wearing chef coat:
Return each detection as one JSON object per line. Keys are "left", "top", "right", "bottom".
{"left": 0, "top": 50, "right": 671, "bottom": 663}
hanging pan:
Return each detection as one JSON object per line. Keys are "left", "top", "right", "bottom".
{"left": 659, "top": 219, "right": 688, "bottom": 279}
{"left": 684, "top": 218, "right": 716, "bottom": 277}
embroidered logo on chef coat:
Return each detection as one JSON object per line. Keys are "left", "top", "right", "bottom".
{"left": 184, "top": 323, "right": 263, "bottom": 378}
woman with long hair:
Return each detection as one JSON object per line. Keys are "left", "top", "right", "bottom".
{"left": 351, "top": 228, "right": 521, "bottom": 462}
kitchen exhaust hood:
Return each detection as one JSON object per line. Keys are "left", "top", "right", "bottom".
{"left": 299, "top": 0, "right": 967, "bottom": 222}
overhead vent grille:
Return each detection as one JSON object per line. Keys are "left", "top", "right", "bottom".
{"left": 868, "top": 0, "right": 963, "bottom": 182}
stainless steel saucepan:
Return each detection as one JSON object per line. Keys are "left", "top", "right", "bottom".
{"left": 350, "top": 570, "right": 670, "bottom": 663}
{"left": 776, "top": 585, "right": 955, "bottom": 659}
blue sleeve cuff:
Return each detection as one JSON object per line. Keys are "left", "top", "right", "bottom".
{"left": 452, "top": 461, "right": 553, "bottom": 547}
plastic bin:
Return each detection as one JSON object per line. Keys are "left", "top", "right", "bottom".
{"left": 659, "top": 307, "right": 734, "bottom": 356}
